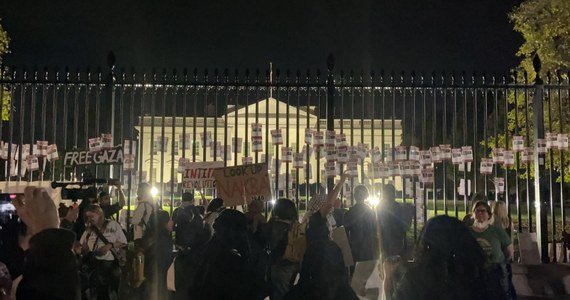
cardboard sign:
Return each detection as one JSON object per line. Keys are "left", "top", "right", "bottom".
{"left": 440, "top": 144, "right": 452, "bottom": 160}
{"left": 271, "top": 129, "right": 283, "bottom": 145}
{"left": 546, "top": 132, "right": 558, "bottom": 149}
{"left": 430, "top": 146, "right": 441, "bottom": 163}
{"left": 36, "top": 141, "right": 49, "bottom": 157}
{"left": 461, "top": 146, "right": 473, "bottom": 162}
{"left": 312, "top": 131, "right": 324, "bottom": 146}
{"left": 336, "top": 133, "right": 347, "bottom": 147}
{"left": 504, "top": 150, "right": 515, "bottom": 166}
{"left": 521, "top": 147, "right": 533, "bottom": 163}
{"left": 233, "top": 137, "right": 243, "bottom": 153}
{"left": 451, "top": 148, "right": 462, "bottom": 164}
{"left": 63, "top": 147, "right": 124, "bottom": 166}
{"left": 325, "top": 161, "right": 336, "bottom": 177}
{"left": 47, "top": 144, "right": 59, "bottom": 161}
{"left": 293, "top": 153, "right": 304, "bottom": 168}
{"left": 178, "top": 157, "right": 189, "bottom": 173}
{"left": 252, "top": 138, "right": 263, "bottom": 152}
{"left": 326, "top": 130, "right": 336, "bottom": 146}
{"left": 337, "top": 147, "right": 349, "bottom": 163}
{"left": 89, "top": 138, "right": 102, "bottom": 153}
{"left": 512, "top": 136, "right": 524, "bottom": 152}
{"left": 409, "top": 146, "right": 420, "bottom": 161}
{"left": 304, "top": 129, "right": 313, "bottom": 145}
{"left": 183, "top": 161, "right": 224, "bottom": 189}
{"left": 325, "top": 146, "right": 337, "bottom": 162}
{"left": 493, "top": 148, "right": 505, "bottom": 164}
{"left": 331, "top": 227, "right": 355, "bottom": 267}
{"left": 396, "top": 146, "right": 407, "bottom": 161}
{"left": 419, "top": 150, "right": 431, "bottom": 165}
{"left": 251, "top": 123, "right": 263, "bottom": 138}
{"left": 282, "top": 147, "right": 293, "bottom": 162}
{"left": 480, "top": 158, "right": 493, "bottom": 175}
{"left": 213, "top": 163, "right": 272, "bottom": 207}
{"left": 124, "top": 154, "right": 135, "bottom": 171}
{"left": 101, "top": 133, "right": 113, "bottom": 149}
{"left": 536, "top": 139, "right": 547, "bottom": 154}
{"left": 558, "top": 134, "right": 569, "bottom": 150}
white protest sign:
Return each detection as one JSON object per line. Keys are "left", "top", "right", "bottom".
{"left": 89, "top": 138, "right": 102, "bottom": 153}
{"left": 396, "top": 146, "right": 407, "bottom": 161}
{"left": 101, "top": 133, "right": 113, "bottom": 149}
{"left": 558, "top": 134, "right": 569, "bottom": 150}
{"left": 430, "top": 146, "right": 441, "bottom": 163}
{"left": 347, "top": 158, "right": 358, "bottom": 177}
{"left": 178, "top": 157, "right": 189, "bottom": 173}
{"left": 63, "top": 147, "right": 124, "bottom": 166}
{"left": 28, "top": 155, "right": 39, "bottom": 171}
{"left": 440, "top": 144, "right": 452, "bottom": 160}
{"left": 337, "top": 147, "right": 349, "bottom": 163}
{"left": 493, "top": 148, "right": 505, "bottom": 164}
{"left": 251, "top": 123, "right": 262, "bottom": 138}
{"left": 494, "top": 177, "right": 505, "bottom": 193}
{"left": 419, "top": 150, "right": 431, "bottom": 165}
{"left": 124, "top": 154, "right": 135, "bottom": 171}
{"left": 461, "top": 146, "right": 473, "bottom": 162}
{"left": 512, "top": 136, "right": 524, "bottom": 152}
{"left": 336, "top": 133, "right": 347, "bottom": 147}
{"left": 293, "top": 153, "right": 304, "bottom": 168}
{"left": 325, "top": 161, "right": 336, "bottom": 177}
{"left": 313, "top": 131, "right": 324, "bottom": 146}
{"left": 36, "top": 141, "right": 48, "bottom": 157}
{"left": 271, "top": 129, "right": 283, "bottom": 145}
{"left": 325, "top": 146, "right": 337, "bottom": 162}
{"left": 47, "top": 144, "right": 59, "bottom": 161}
{"left": 546, "top": 132, "right": 558, "bottom": 149}
{"left": 504, "top": 150, "right": 515, "bottom": 166}
{"left": 420, "top": 168, "right": 434, "bottom": 184}
{"left": 452, "top": 148, "right": 462, "bottom": 164}
{"left": 326, "top": 130, "right": 336, "bottom": 146}
{"left": 372, "top": 147, "right": 382, "bottom": 164}
{"left": 536, "top": 139, "right": 547, "bottom": 154}
{"left": 252, "top": 138, "right": 263, "bottom": 152}
{"left": 521, "top": 147, "right": 533, "bottom": 163}
{"left": 480, "top": 158, "right": 493, "bottom": 175}
{"left": 282, "top": 147, "right": 293, "bottom": 162}
{"left": 183, "top": 161, "right": 224, "bottom": 189}
{"left": 409, "top": 146, "right": 420, "bottom": 161}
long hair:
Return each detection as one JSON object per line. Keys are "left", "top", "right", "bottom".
{"left": 491, "top": 201, "right": 509, "bottom": 229}
{"left": 414, "top": 216, "right": 486, "bottom": 280}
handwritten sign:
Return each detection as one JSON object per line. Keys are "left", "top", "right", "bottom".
{"left": 213, "top": 163, "right": 272, "bottom": 207}
{"left": 63, "top": 147, "right": 124, "bottom": 166}
{"left": 183, "top": 161, "right": 224, "bottom": 189}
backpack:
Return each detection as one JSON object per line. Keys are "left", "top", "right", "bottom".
{"left": 174, "top": 206, "right": 207, "bottom": 248}
{"left": 282, "top": 221, "right": 307, "bottom": 263}
{"left": 126, "top": 241, "right": 145, "bottom": 288}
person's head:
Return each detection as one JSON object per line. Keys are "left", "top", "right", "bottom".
{"left": 272, "top": 198, "right": 298, "bottom": 221}
{"left": 137, "top": 183, "right": 152, "bottom": 201}
{"left": 149, "top": 210, "right": 173, "bottom": 233}
{"left": 472, "top": 200, "right": 492, "bottom": 223}
{"left": 98, "top": 190, "right": 111, "bottom": 206}
{"left": 414, "top": 215, "right": 485, "bottom": 278}
{"left": 84, "top": 204, "right": 105, "bottom": 227}
{"left": 213, "top": 209, "right": 248, "bottom": 250}
{"left": 492, "top": 200, "right": 509, "bottom": 229}
{"left": 382, "top": 184, "right": 396, "bottom": 203}
{"left": 299, "top": 240, "right": 349, "bottom": 293}
{"left": 354, "top": 185, "right": 369, "bottom": 203}
{"left": 207, "top": 198, "right": 224, "bottom": 213}
{"left": 182, "top": 191, "right": 195, "bottom": 204}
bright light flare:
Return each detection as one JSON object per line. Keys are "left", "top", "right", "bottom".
{"left": 367, "top": 196, "right": 380, "bottom": 207}
{"left": 151, "top": 187, "right": 159, "bottom": 197}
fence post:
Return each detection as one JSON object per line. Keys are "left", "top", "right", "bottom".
{"left": 104, "top": 51, "right": 116, "bottom": 179}
{"left": 326, "top": 54, "right": 335, "bottom": 193}
{"left": 532, "top": 54, "right": 549, "bottom": 263}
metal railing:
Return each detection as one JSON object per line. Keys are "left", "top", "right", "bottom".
{"left": 1, "top": 53, "right": 569, "bottom": 262}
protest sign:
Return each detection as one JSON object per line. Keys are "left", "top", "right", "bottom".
{"left": 213, "top": 163, "right": 272, "bottom": 207}
{"left": 64, "top": 147, "right": 124, "bottom": 166}
{"left": 182, "top": 161, "right": 224, "bottom": 189}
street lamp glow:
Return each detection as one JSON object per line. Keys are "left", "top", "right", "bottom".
{"left": 367, "top": 196, "right": 380, "bottom": 207}
{"left": 151, "top": 187, "right": 159, "bottom": 197}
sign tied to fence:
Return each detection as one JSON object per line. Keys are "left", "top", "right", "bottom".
{"left": 63, "top": 147, "right": 124, "bottom": 166}
{"left": 182, "top": 161, "right": 224, "bottom": 189}
{"left": 213, "top": 163, "right": 272, "bottom": 207}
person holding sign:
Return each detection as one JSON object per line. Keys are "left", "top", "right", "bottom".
{"left": 304, "top": 172, "right": 349, "bottom": 245}
{"left": 98, "top": 183, "right": 126, "bottom": 220}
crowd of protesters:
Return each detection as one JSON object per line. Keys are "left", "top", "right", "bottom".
{"left": 0, "top": 175, "right": 518, "bottom": 300}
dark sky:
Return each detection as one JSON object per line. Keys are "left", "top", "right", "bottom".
{"left": 1, "top": 0, "right": 524, "bottom": 74}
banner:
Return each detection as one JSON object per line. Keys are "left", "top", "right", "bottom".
{"left": 182, "top": 161, "right": 224, "bottom": 189}
{"left": 63, "top": 147, "right": 124, "bottom": 166}
{"left": 213, "top": 163, "right": 272, "bottom": 207}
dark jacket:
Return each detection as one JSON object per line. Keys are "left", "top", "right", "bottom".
{"left": 16, "top": 228, "right": 81, "bottom": 300}
{"left": 344, "top": 202, "right": 379, "bottom": 261}
{"left": 378, "top": 201, "right": 407, "bottom": 257}
{"left": 142, "top": 229, "right": 175, "bottom": 300}
{"left": 306, "top": 213, "right": 330, "bottom": 245}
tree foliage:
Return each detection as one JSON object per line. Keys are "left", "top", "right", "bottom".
{"left": 0, "top": 20, "right": 10, "bottom": 121}
{"left": 483, "top": 0, "right": 570, "bottom": 182}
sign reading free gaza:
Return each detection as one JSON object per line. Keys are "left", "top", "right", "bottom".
{"left": 63, "top": 148, "right": 124, "bottom": 166}
{"left": 213, "top": 163, "right": 272, "bottom": 207}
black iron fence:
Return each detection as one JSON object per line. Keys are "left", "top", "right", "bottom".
{"left": 1, "top": 54, "right": 569, "bottom": 262}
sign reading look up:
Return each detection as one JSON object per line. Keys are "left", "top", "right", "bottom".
{"left": 213, "top": 163, "right": 272, "bottom": 207}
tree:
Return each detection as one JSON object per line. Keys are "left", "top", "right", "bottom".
{"left": 0, "top": 19, "right": 10, "bottom": 121}
{"left": 484, "top": 0, "right": 570, "bottom": 182}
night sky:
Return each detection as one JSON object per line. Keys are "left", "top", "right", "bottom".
{"left": 1, "top": 0, "right": 524, "bottom": 75}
